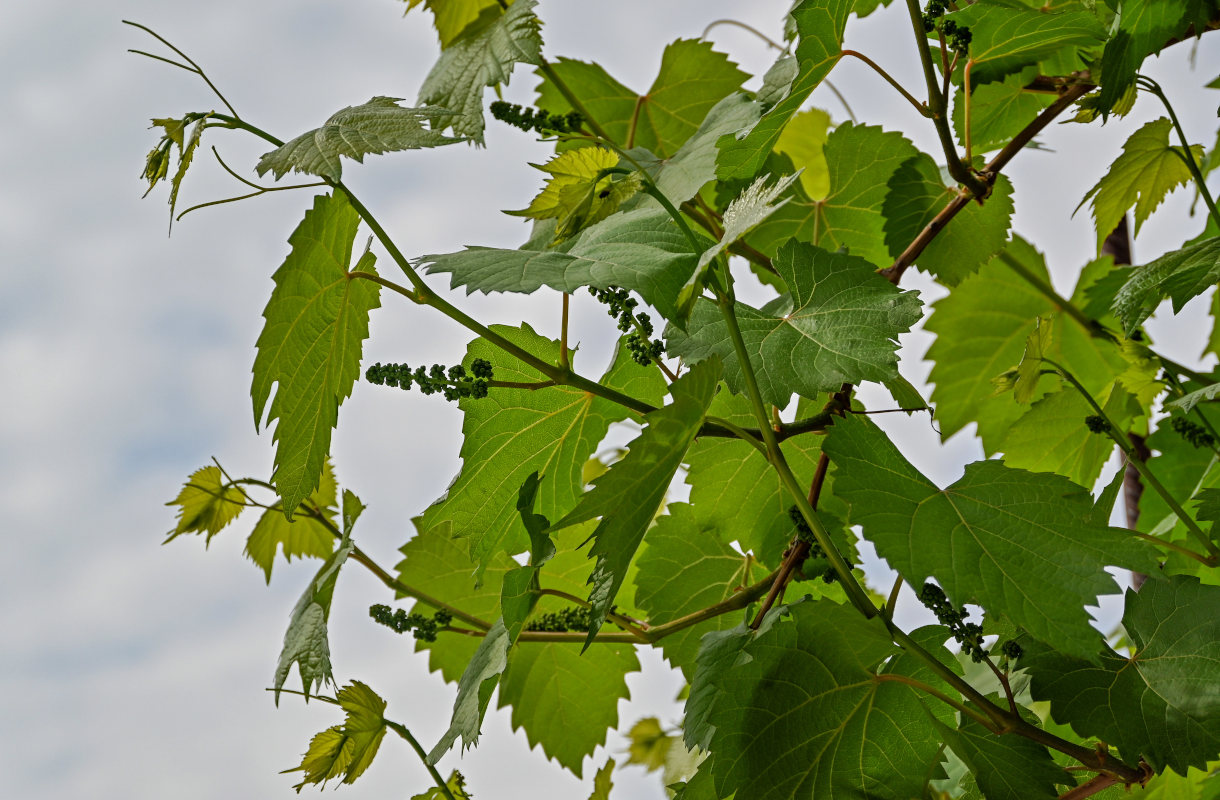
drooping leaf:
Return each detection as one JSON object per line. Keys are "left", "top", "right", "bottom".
{"left": 715, "top": 0, "right": 852, "bottom": 179}
{"left": 666, "top": 241, "right": 922, "bottom": 409}
{"left": 925, "top": 237, "right": 1127, "bottom": 450}
{"left": 245, "top": 460, "right": 338, "bottom": 583}
{"left": 422, "top": 208, "right": 701, "bottom": 324}
{"left": 1112, "top": 235, "right": 1220, "bottom": 335}
{"left": 534, "top": 39, "right": 748, "bottom": 158}
{"left": 747, "top": 123, "right": 923, "bottom": 268}
{"left": 1170, "top": 380, "right": 1220, "bottom": 414}
{"left": 937, "top": 715, "right": 1069, "bottom": 800}
{"left": 1080, "top": 118, "right": 1201, "bottom": 251}
{"left": 551, "top": 357, "right": 720, "bottom": 643}
{"left": 705, "top": 600, "right": 952, "bottom": 800}
{"left": 505, "top": 147, "right": 640, "bottom": 243}
{"left": 255, "top": 97, "right": 463, "bottom": 181}
{"left": 943, "top": 1, "right": 1106, "bottom": 85}
{"left": 883, "top": 152, "right": 1015, "bottom": 285}
{"left": 1096, "top": 0, "right": 1216, "bottom": 115}
{"left": 165, "top": 465, "right": 246, "bottom": 543}
{"left": 428, "top": 618, "right": 511, "bottom": 761}
{"left": 824, "top": 413, "right": 1158, "bottom": 659}
{"left": 252, "top": 191, "right": 381, "bottom": 516}
{"left": 632, "top": 503, "right": 753, "bottom": 678}
{"left": 416, "top": 330, "right": 665, "bottom": 568}
{"left": 273, "top": 526, "right": 356, "bottom": 702}
{"left": 1022, "top": 575, "right": 1220, "bottom": 773}
{"left": 500, "top": 472, "right": 555, "bottom": 643}
{"left": 285, "top": 681, "right": 389, "bottom": 791}
{"left": 417, "top": 0, "right": 543, "bottom": 143}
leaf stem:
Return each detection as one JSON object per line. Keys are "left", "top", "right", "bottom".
{"left": 383, "top": 719, "right": 457, "bottom": 800}
{"left": 1046, "top": 359, "right": 1219, "bottom": 560}
{"left": 839, "top": 50, "right": 930, "bottom": 117}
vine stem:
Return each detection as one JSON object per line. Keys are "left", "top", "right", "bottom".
{"left": 383, "top": 719, "right": 458, "bottom": 800}
{"left": 1046, "top": 360, "right": 1219, "bottom": 560}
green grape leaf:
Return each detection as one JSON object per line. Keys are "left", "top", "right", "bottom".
{"left": 422, "top": 209, "right": 699, "bottom": 324}
{"left": 1081, "top": 118, "right": 1201, "bottom": 251}
{"left": 244, "top": 460, "right": 338, "bottom": 583}
{"left": 1022, "top": 575, "right": 1220, "bottom": 773}
{"left": 952, "top": 69, "right": 1053, "bottom": 154}
{"left": 748, "top": 123, "right": 922, "bottom": 268}
{"left": 632, "top": 503, "right": 752, "bottom": 678}
{"left": 666, "top": 241, "right": 922, "bottom": 409}
{"left": 1128, "top": 762, "right": 1220, "bottom": 800}
{"left": 417, "top": 0, "right": 542, "bottom": 143}
{"left": 403, "top": 0, "right": 505, "bottom": 48}
{"left": 505, "top": 147, "right": 640, "bottom": 243}
{"left": 883, "top": 152, "right": 1015, "bottom": 286}
{"left": 1096, "top": 0, "right": 1216, "bottom": 114}
{"left": 1136, "top": 396, "right": 1220, "bottom": 544}
{"left": 625, "top": 718, "right": 673, "bottom": 772}
{"left": 429, "top": 618, "right": 510, "bottom": 761}
{"left": 1118, "top": 338, "right": 1166, "bottom": 409}
{"left": 697, "top": 172, "right": 800, "bottom": 270}
{"left": 551, "top": 357, "right": 720, "bottom": 643}
{"left": 705, "top": 599, "right": 951, "bottom": 800}
{"left": 165, "top": 465, "right": 246, "bottom": 543}
{"left": 285, "top": 681, "right": 389, "bottom": 791}
{"left": 716, "top": 0, "right": 852, "bottom": 180}
{"left": 775, "top": 108, "right": 831, "bottom": 199}
{"left": 417, "top": 330, "right": 665, "bottom": 568}
{"left": 251, "top": 191, "right": 380, "bottom": 517}
{"left": 756, "top": 53, "right": 799, "bottom": 108}
{"left": 937, "top": 715, "right": 1068, "bottom": 800}
{"left": 1170, "top": 380, "right": 1220, "bottom": 414}
{"left": 998, "top": 384, "right": 1133, "bottom": 489}
{"left": 534, "top": 40, "right": 747, "bottom": 159}
{"left": 1113, "top": 235, "right": 1220, "bottom": 335}
{"left": 273, "top": 526, "right": 355, "bottom": 702}
{"left": 685, "top": 392, "right": 847, "bottom": 566}
{"left": 925, "top": 237, "right": 1126, "bottom": 450}
{"left": 684, "top": 621, "right": 756, "bottom": 752}
{"left": 500, "top": 472, "right": 555, "bottom": 643}
{"left": 823, "top": 414, "right": 1158, "bottom": 659}
{"left": 255, "top": 97, "right": 463, "bottom": 181}
{"left": 587, "top": 759, "right": 615, "bottom": 800}
{"left": 410, "top": 770, "right": 473, "bottom": 800}
{"left": 944, "top": 1, "right": 1106, "bottom": 85}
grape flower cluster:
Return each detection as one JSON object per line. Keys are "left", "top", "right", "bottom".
{"left": 490, "top": 101, "right": 584, "bottom": 135}
{"left": 1084, "top": 414, "right": 1112, "bottom": 434}
{"left": 365, "top": 358, "right": 493, "bottom": 401}
{"left": 525, "top": 604, "right": 619, "bottom": 633}
{"left": 369, "top": 604, "right": 454, "bottom": 642}
{"left": 922, "top": 0, "right": 972, "bottom": 55}
{"left": 1172, "top": 416, "right": 1216, "bottom": 449}
{"left": 589, "top": 286, "right": 665, "bottom": 366}
{"left": 918, "top": 582, "right": 988, "bottom": 662}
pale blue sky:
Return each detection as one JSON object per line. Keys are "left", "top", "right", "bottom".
{"left": 2, "top": 2, "right": 1216, "bottom": 798}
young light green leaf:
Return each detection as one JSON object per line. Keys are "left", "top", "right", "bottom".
{"left": 1112, "top": 235, "right": 1220, "bottom": 334}
{"left": 1080, "top": 118, "right": 1201, "bottom": 251}
{"left": 883, "top": 152, "right": 1015, "bottom": 286}
{"left": 1022, "top": 575, "right": 1220, "bottom": 773}
{"left": 255, "top": 97, "right": 463, "bottom": 181}
{"left": 273, "top": 530, "right": 355, "bottom": 702}
{"left": 417, "top": 0, "right": 542, "bottom": 143}
{"left": 505, "top": 147, "right": 641, "bottom": 243}
{"left": 410, "top": 770, "right": 473, "bottom": 800}
{"left": 165, "top": 465, "right": 246, "bottom": 543}
{"left": 245, "top": 460, "right": 338, "bottom": 583}
{"left": 403, "top": 0, "right": 505, "bottom": 48}
{"left": 252, "top": 191, "right": 381, "bottom": 517}
{"left": 428, "top": 618, "right": 510, "bottom": 761}
{"left": 697, "top": 172, "right": 799, "bottom": 270}
{"left": 936, "top": 716, "right": 1069, "bottom": 800}
{"left": 943, "top": 2, "right": 1106, "bottom": 85}
{"left": 666, "top": 241, "right": 922, "bottom": 409}
{"left": 824, "top": 414, "right": 1158, "bottom": 659}
{"left": 775, "top": 108, "right": 831, "bottom": 199}
{"left": 1014, "top": 315, "right": 1053, "bottom": 404}
{"left": 586, "top": 759, "right": 615, "bottom": 800}
{"left": 716, "top": 0, "right": 852, "bottom": 179}
{"left": 626, "top": 718, "right": 672, "bottom": 772}
{"left": 550, "top": 357, "right": 720, "bottom": 644}
{"left": 416, "top": 329, "right": 665, "bottom": 568}
{"left": 285, "top": 681, "right": 389, "bottom": 791}
{"left": 705, "top": 600, "right": 950, "bottom": 800}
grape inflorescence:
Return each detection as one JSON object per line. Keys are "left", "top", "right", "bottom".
{"left": 490, "top": 101, "right": 584, "bottom": 136}
{"left": 365, "top": 358, "right": 493, "bottom": 401}
{"left": 369, "top": 603, "right": 454, "bottom": 642}
{"left": 590, "top": 286, "right": 665, "bottom": 366}
{"left": 918, "top": 582, "right": 988, "bottom": 662}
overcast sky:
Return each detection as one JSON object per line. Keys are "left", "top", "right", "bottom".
{"left": 2, "top": 2, "right": 1217, "bottom": 799}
